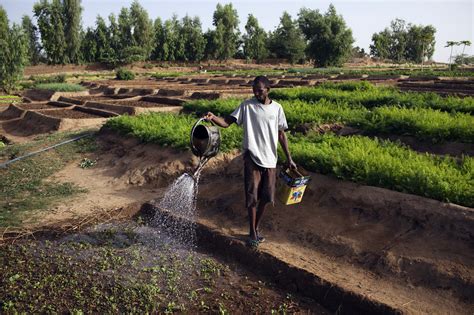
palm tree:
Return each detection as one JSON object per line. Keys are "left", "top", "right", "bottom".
{"left": 459, "top": 40, "right": 472, "bottom": 65}
{"left": 445, "top": 41, "right": 459, "bottom": 70}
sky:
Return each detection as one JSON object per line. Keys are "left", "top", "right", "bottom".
{"left": 2, "top": 0, "right": 473, "bottom": 63}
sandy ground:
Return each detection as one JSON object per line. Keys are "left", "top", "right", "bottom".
{"left": 14, "top": 130, "right": 473, "bottom": 315}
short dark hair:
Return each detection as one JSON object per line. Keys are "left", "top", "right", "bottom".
{"left": 252, "top": 76, "right": 271, "bottom": 89}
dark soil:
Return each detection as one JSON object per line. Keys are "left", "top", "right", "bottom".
{"left": 72, "top": 96, "right": 134, "bottom": 102}
{"left": 17, "top": 103, "right": 64, "bottom": 110}
{"left": 40, "top": 109, "right": 103, "bottom": 119}
{"left": 0, "top": 222, "right": 328, "bottom": 314}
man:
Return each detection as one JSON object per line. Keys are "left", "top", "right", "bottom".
{"left": 205, "top": 75, "right": 296, "bottom": 248}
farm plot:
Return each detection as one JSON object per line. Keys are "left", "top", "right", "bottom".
{"left": 39, "top": 108, "right": 107, "bottom": 119}
{"left": 102, "top": 100, "right": 175, "bottom": 108}
{"left": 102, "top": 111, "right": 473, "bottom": 314}
{"left": 2, "top": 76, "right": 473, "bottom": 314}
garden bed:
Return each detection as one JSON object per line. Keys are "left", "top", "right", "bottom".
{"left": 40, "top": 108, "right": 106, "bottom": 119}
{"left": 104, "top": 100, "right": 172, "bottom": 108}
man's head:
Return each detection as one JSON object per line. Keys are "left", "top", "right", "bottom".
{"left": 252, "top": 76, "right": 271, "bottom": 104}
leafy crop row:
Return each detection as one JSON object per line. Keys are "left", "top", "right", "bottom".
{"left": 270, "top": 83, "right": 474, "bottom": 114}
{"left": 184, "top": 98, "right": 474, "bottom": 143}
{"left": 286, "top": 67, "right": 474, "bottom": 77}
{"left": 105, "top": 112, "right": 474, "bottom": 207}
{"left": 287, "top": 133, "right": 473, "bottom": 207}
{"left": 35, "top": 83, "right": 86, "bottom": 92}
{"left": 105, "top": 112, "right": 242, "bottom": 153}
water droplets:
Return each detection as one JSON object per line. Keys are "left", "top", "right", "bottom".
{"left": 151, "top": 173, "right": 200, "bottom": 249}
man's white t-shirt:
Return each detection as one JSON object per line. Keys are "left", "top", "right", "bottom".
{"left": 231, "top": 97, "right": 288, "bottom": 168}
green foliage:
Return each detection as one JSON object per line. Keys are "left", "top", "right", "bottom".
{"left": 0, "top": 131, "right": 95, "bottom": 226}
{"left": 210, "top": 3, "right": 240, "bottom": 60}
{"left": 268, "top": 12, "right": 306, "bottom": 64}
{"left": 269, "top": 83, "right": 474, "bottom": 114}
{"left": 288, "top": 133, "right": 473, "bottom": 207}
{"left": 35, "top": 83, "right": 86, "bottom": 91}
{"left": 370, "top": 19, "right": 436, "bottom": 63}
{"left": 80, "top": 27, "right": 97, "bottom": 63}
{"left": 298, "top": 5, "right": 354, "bottom": 67}
{"left": 104, "top": 111, "right": 473, "bottom": 207}
{"left": 105, "top": 112, "right": 243, "bottom": 153}
{"left": 33, "top": 0, "right": 68, "bottom": 64}
{"left": 115, "top": 68, "right": 135, "bottom": 80}
{"left": 79, "top": 157, "right": 96, "bottom": 169}
{"left": 180, "top": 15, "right": 206, "bottom": 62}
{"left": 243, "top": 14, "right": 268, "bottom": 63}
{"left": 455, "top": 54, "right": 474, "bottom": 65}
{"left": 21, "top": 15, "right": 42, "bottom": 65}
{"left": 130, "top": 0, "right": 154, "bottom": 60}
{"left": 63, "top": 0, "right": 82, "bottom": 64}
{"left": 0, "top": 11, "right": 28, "bottom": 94}
{"left": 185, "top": 96, "right": 474, "bottom": 143}
{"left": 31, "top": 74, "right": 66, "bottom": 84}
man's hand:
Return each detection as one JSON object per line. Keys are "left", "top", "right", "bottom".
{"left": 287, "top": 158, "right": 297, "bottom": 170}
{"left": 204, "top": 112, "right": 215, "bottom": 122}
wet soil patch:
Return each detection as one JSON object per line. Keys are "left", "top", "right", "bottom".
{"left": 0, "top": 221, "right": 328, "bottom": 314}
{"left": 40, "top": 109, "right": 104, "bottom": 119}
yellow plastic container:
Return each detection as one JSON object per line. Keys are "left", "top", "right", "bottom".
{"left": 277, "top": 167, "right": 311, "bottom": 205}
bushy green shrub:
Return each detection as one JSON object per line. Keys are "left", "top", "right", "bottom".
{"left": 115, "top": 68, "right": 135, "bottom": 80}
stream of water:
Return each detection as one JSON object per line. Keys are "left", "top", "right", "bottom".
{"left": 151, "top": 158, "right": 208, "bottom": 249}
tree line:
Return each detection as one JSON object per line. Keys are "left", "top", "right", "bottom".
{"left": 2, "top": 1, "right": 440, "bottom": 67}
{"left": 1, "top": 1, "right": 444, "bottom": 92}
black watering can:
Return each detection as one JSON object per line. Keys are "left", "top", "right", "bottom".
{"left": 190, "top": 118, "right": 221, "bottom": 159}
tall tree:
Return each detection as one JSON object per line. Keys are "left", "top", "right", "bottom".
{"left": 298, "top": 5, "right": 354, "bottom": 67}
{"left": 0, "top": 6, "right": 9, "bottom": 43}
{"left": 179, "top": 15, "right": 205, "bottom": 62}
{"left": 108, "top": 13, "right": 120, "bottom": 61}
{"left": 62, "top": 0, "right": 82, "bottom": 63}
{"left": 21, "top": 15, "right": 42, "bottom": 65}
{"left": 370, "top": 19, "right": 435, "bottom": 64}
{"left": 268, "top": 12, "right": 306, "bottom": 64}
{"left": 94, "top": 15, "right": 113, "bottom": 62}
{"left": 130, "top": 0, "right": 153, "bottom": 60}
{"left": 459, "top": 40, "right": 472, "bottom": 65}
{"left": 0, "top": 8, "right": 28, "bottom": 93}
{"left": 151, "top": 17, "right": 164, "bottom": 60}
{"left": 211, "top": 3, "right": 239, "bottom": 60}
{"left": 445, "top": 41, "right": 459, "bottom": 70}
{"left": 243, "top": 14, "right": 268, "bottom": 63}
{"left": 118, "top": 8, "right": 133, "bottom": 52}
{"left": 370, "top": 30, "right": 391, "bottom": 60}
{"left": 34, "top": 0, "right": 67, "bottom": 64}
{"left": 80, "top": 27, "right": 97, "bottom": 62}
{"left": 405, "top": 24, "right": 436, "bottom": 65}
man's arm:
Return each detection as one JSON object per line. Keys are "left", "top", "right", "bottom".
{"left": 205, "top": 112, "right": 236, "bottom": 128}
{"left": 278, "top": 130, "right": 297, "bottom": 169}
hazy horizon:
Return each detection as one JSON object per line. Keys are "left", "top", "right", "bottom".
{"left": 3, "top": 0, "right": 473, "bottom": 63}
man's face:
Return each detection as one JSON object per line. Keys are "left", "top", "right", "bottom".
{"left": 253, "top": 82, "right": 269, "bottom": 103}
